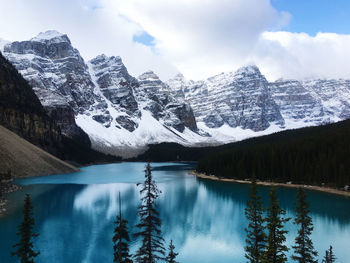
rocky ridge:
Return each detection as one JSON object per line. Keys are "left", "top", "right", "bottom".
{"left": 168, "top": 66, "right": 284, "bottom": 131}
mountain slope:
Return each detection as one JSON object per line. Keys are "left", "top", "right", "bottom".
{"left": 0, "top": 50, "right": 62, "bottom": 153}
{"left": 0, "top": 125, "right": 78, "bottom": 177}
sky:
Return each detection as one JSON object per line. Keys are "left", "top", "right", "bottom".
{"left": 1, "top": 0, "right": 350, "bottom": 81}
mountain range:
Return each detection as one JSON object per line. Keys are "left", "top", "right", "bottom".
{"left": 2, "top": 30, "right": 350, "bottom": 157}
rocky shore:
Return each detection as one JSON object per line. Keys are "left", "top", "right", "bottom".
{"left": 0, "top": 180, "right": 21, "bottom": 215}
{"left": 190, "top": 171, "right": 350, "bottom": 198}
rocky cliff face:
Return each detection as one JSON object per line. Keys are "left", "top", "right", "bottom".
{"left": 136, "top": 71, "right": 197, "bottom": 132}
{"left": 302, "top": 79, "right": 350, "bottom": 120}
{"left": 3, "top": 31, "right": 93, "bottom": 143}
{"left": 269, "top": 79, "right": 326, "bottom": 125}
{"left": 168, "top": 66, "right": 284, "bottom": 131}
{"left": 0, "top": 51, "right": 61, "bottom": 152}
{"left": 88, "top": 54, "right": 140, "bottom": 131}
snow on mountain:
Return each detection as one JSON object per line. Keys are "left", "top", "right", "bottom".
{"left": 3, "top": 30, "right": 350, "bottom": 157}
{"left": 269, "top": 79, "right": 327, "bottom": 126}
{"left": 30, "top": 30, "right": 72, "bottom": 45}
{"left": 168, "top": 65, "right": 284, "bottom": 131}
{"left": 302, "top": 79, "right": 350, "bottom": 121}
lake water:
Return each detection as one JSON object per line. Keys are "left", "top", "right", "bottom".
{"left": 0, "top": 162, "right": 350, "bottom": 263}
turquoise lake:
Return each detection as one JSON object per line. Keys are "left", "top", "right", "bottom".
{"left": 0, "top": 162, "right": 350, "bottom": 262}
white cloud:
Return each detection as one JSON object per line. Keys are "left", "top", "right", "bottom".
{"left": 0, "top": 0, "right": 178, "bottom": 80}
{"left": 253, "top": 31, "right": 350, "bottom": 80}
{"left": 1, "top": 0, "right": 350, "bottom": 81}
{"left": 113, "top": 0, "right": 290, "bottom": 80}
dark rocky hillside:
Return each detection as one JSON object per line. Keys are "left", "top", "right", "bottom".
{"left": 0, "top": 51, "right": 61, "bottom": 152}
{"left": 0, "top": 125, "right": 78, "bottom": 177}
{"left": 0, "top": 51, "right": 119, "bottom": 165}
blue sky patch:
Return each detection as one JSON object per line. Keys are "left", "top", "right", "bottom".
{"left": 133, "top": 31, "right": 155, "bottom": 46}
{"left": 272, "top": 0, "right": 350, "bottom": 35}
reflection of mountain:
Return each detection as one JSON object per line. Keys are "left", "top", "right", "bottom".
{"left": 1, "top": 163, "right": 350, "bottom": 262}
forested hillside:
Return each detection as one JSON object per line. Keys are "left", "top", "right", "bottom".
{"left": 196, "top": 120, "right": 350, "bottom": 187}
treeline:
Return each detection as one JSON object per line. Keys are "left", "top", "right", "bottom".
{"left": 245, "top": 179, "right": 336, "bottom": 263}
{"left": 130, "top": 142, "right": 226, "bottom": 162}
{"left": 196, "top": 119, "right": 350, "bottom": 187}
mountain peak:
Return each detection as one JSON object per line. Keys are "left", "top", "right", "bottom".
{"left": 236, "top": 65, "right": 261, "bottom": 75}
{"left": 172, "top": 73, "right": 185, "bottom": 81}
{"left": 31, "top": 30, "right": 70, "bottom": 44}
{"left": 91, "top": 54, "right": 122, "bottom": 64}
{"left": 138, "top": 70, "right": 160, "bottom": 81}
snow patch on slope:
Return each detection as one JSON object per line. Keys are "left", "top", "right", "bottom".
{"left": 76, "top": 110, "right": 209, "bottom": 158}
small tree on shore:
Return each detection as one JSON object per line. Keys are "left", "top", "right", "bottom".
{"left": 134, "top": 163, "right": 165, "bottom": 262}
{"left": 113, "top": 192, "right": 133, "bottom": 263}
{"left": 12, "top": 194, "right": 40, "bottom": 262}
{"left": 292, "top": 188, "right": 318, "bottom": 263}
{"left": 263, "top": 188, "right": 290, "bottom": 263}
{"left": 165, "top": 240, "right": 178, "bottom": 263}
{"left": 245, "top": 177, "right": 266, "bottom": 263}
{"left": 322, "top": 245, "right": 336, "bottom": 263}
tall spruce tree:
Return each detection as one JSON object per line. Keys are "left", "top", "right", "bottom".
{"left": 322, "top": 245, "right": 336, "bottom": 263}
{"left": 134, "top": 163, "right": 165, "bottom": 263}
{"left": 113, "top": 192, "right": 133, "bottom": 263}
{"left": 165, "top": 240, "right": 178, "bottom": 263}
{"left": 245, "top": 177, "right": 266, "bottom": 263}
{"left": 12, "top": 194, "right": 40, "bottom": 263}
{"left": 263, "top": 188, "right": 290, "bottom": 263}
{"left": 292, "top": 188, "right": 318, "bottom": 263}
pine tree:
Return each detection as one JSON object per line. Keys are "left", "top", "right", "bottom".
{"left": 323, "top": 250, "right": 329, "bottom": 263}
{"left": 165, "top": 240, "right": 178, "bottom": 263}
{"left": 328, "top": 246, "right": 336, "bottom": 263}
{"left": 245, "top": 177, "right": 266, "bottom": 263}
{"left": 322, "top": 245, "right": 336, "bottom": 263}
{"left": 134, "top": 163, "right": 165, "bottom": 263}
{"left": 263, "top": 188, "right": 290, "bottom": 263}
{"left": 292, "top": 188, "right": 318, "bottom": 263}
{"left": 12, "top": 194, "right": 40, "bottom": 263}
{"left": 113, "top": 192, "right": 133, "bottom": 263}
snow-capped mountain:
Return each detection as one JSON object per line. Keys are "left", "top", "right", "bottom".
{"left": 168, "top": 66, "right": 284, "bottom": 131}
{"left": 2, "top": 30, "right": 350, "bottom": 157}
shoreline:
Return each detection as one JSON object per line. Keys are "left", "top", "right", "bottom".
{"left": 190, "top": 171, "right": 350, "bottom": 198}
{"left": 0, "top": 181, "right": 22, "bottom": 215}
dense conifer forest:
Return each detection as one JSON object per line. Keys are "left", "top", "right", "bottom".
{"left": 196, "top": 119, "right": 350, "bottom": 187}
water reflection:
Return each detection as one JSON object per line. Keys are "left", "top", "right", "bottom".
{"left": 0, "top": 163, "right": 349, "bottom": 263}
